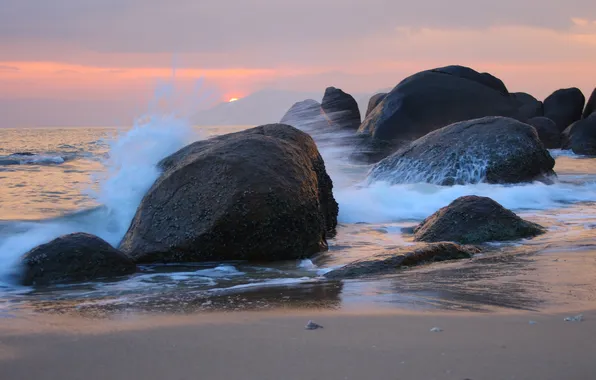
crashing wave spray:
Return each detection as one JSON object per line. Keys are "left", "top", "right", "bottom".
{"left": 335, "top": 179, "right": 596, "bottom": 224}
{"left": 0, "top": 77, "right": 205, "bottom": 284}
{"left": 367, "top": 149, "right": 490, "bottom": 186}
{"left": 88, "top": 114, "right": 199, "bottom": 239}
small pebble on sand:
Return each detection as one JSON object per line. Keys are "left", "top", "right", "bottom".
{"left": 430, "top": 327, "right": 443, "bottom": 332}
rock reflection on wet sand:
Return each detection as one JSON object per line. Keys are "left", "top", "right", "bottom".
{"left": 15, "top": 281, "right": 344, "bottom": 319}
{"left": 5, "top": 244, "right": 596, "bottom": 318}
{"left": 341, "top": 246, "right": 596, "bottom": 313}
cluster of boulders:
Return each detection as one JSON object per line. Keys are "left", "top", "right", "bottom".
{"left": 323, "top": 196, "right": 545, "bottom": 279}
{"left": 18, "top": 65, "right": 591, "bottom": 285}
{"left": 19, "top": 124, "right": 339, "bottom": 285}
{"left": 282, "top": 65, "right": 595, "bottom": 159}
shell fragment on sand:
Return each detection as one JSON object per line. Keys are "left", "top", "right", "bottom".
{"left": 564, "top": 314, "right": 584, "bottom": 322}
{"left": 305, "top": 320, "right": 323, "bottom": 330}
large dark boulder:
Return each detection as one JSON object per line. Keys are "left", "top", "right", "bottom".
{"left": 365, "top": 93, "right": 387, "bottom": 117}
{"left": 120, "top": 124, "right": 339, "bottom": 263}
{"left": 414, "top": 196, "right": 546, "bottom": 244}
{"left": 512, "top": 92, "right": 543, "bottom": 121}
{"left": 433, "top": 65, "right": 509, "bottom": 94}
{"left": 368, "top": 116, "right": 555, "bottom": 186}
{"left": 561, "top": 113, "right": 596, "bottom": 155}
{"left": 527, "top": 116, "right": 561, "bottom": 149}
{"left": 583, "top": 88, "right": 596, "bottom": 119}
{"left": 324, "top": 242, "right": 479, "bottom": 279}
{"left": 358, "top": 66, "right": 520, "bottom": 143}
{"left": 543, "top": 88, "right": 585, "bottom": 132}
{"left": 280, "top": 99, "right": 330, "bottom": 130}
{"left": 320, "top": 87, "right": 361, "bottom": 129}
{"left": 20, "top": 233, "right": 136, "bottom": 286}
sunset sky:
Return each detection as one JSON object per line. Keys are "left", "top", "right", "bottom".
{"left": 1, "top": 0, "right": 595, "bottom": 127}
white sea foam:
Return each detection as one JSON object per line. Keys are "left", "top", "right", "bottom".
{"left": 368, "top": 154, "right": 489, "bottom": 186}
{"left": 0, "top": 154, "right": 66, "bottom": 166}
{"left": 208, "top": 277, "right": 313, "bottom": 293}
{"left": 549, "top": 149, "right": 580, "bottom": 158}
{"left": 195, "top": 265, "right": 245, "bottom": 277}
{"left": 0, "top": 114, "right": 199, "bottom": 282}
{"left": 335, "top": 180, "right": 596, "bottom": 224}
{"left": 89, "top": 114, "right": 199, "bottom": 236}
{"left": 298, "top": 259, "right": 316, "bottom": 269}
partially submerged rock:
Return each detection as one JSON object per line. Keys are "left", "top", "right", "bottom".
{"left": 358, "top": 66, "right": 521, "bottom": 143}
{"left": 20, "top": 233, "right": 136, "bottom": 286}
{"left": 527, "top": 116, "right": 561, "bottom": 149}
{"left": 368, "top": 116, "right": 555, "bottom": 185}
{"left": 413, "top": 196, "right": 546, "bottom": 244}
{"left": 324, "top": 242, "right": 479, "bottom": 279}
{"left": 120, "top": 124, "right": 339, "bottom": 263}
{"left": 348, "top": 135, "right": 401, "bottom": 165}
{"left": 543, "top": 88, "right": 585, "bottom": 132}
{"left": 365, "top": 93, "right": 387, "bottom": 117}
{"left": 512, "top": 92, "right": 543, "bottom": 121}
{"left": 321, "top": 87, "right": 361, "bottom": 129}
{"left": 432, "top": 65, "right": 509, "bottom": 94}
{"left": 583, "top": 88, "right": 596, "bottom": 119}
{"left": 280, "top": 99, "right": 330, "bottom": 130}
{"left": 562, "top": 113, "right": 596, "bottom": 155}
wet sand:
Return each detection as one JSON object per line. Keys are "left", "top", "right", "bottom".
{"left": 1, "top": 309, "right": 594, "bottom": 380}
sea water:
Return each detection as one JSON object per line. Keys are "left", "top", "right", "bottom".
{"left": 2, "top": 117, "right": 596, "bottom": 315}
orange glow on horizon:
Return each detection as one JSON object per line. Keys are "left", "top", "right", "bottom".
{"left": 0, "top": 61, "right": 276, "bottom": 79}
{"left": 228, "top": 97, "right": 239, "bottom": 102}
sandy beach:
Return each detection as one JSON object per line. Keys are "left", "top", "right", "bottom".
{"left": 1, "top": 308, "right": 594, "bottom": 380}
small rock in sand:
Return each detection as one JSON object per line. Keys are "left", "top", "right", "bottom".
{"left": 430, "top": 327, "right": 443, "bottom": 332}
{"left": 564, "top": 314, "right": 583, "bottom": 322}
{"left": 305, "top": 320, "right": 323, "bottom": 330}
{"left": 529, "top": 320, "right": 538, "bottom": 325}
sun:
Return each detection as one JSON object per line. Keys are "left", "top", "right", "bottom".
{"left": 228, "top": 97, "right": 239, "bottom": 102}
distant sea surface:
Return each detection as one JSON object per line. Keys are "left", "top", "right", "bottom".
{"left": 0, "top": 126, "right": 247, "bottom": 220}
{"left": 2, "top": 124, "right": 596, "bottom": 317}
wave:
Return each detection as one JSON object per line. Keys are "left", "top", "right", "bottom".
{"left": 549, "top": 149, "right": 582, "bottom": 159}
{"left": 368, "top": 154, "right": 489, "bottom": 186}
{"left": 0, "top": 114, "right": 199, "bottom": 282}
{"left": 207, "top": 277, "right": 314, "bottom": 294}
{"left": 0, "top": 153, "right": 71, "bottom": 166}
{"left": 335, "top": 179, "right": 596, "bottom": 224}
{"left": 194, "top": 265, "right": 245, "bottom": 277}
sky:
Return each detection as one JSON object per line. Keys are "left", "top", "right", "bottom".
{"left": 1, "top": 0, "right": 595, "bottom": 127}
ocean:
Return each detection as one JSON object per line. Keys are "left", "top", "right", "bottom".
{"left": 2, "top": 119, "right": 596, "bottom": 317}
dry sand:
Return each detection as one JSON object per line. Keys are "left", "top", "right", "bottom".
{"left": 1, "top": 308, "right": 594, "bottom": 380}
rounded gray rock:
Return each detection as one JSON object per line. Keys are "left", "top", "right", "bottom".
{"left": 583, "top": 88, "right": 596, "bottom": 119}
{"left": 120, "top": 124, "right": 339, "bottom": 263}
{"left": 527, "top": 116, "right": 561, "bottom": 149}
{"left": 280, "top": 99, "right": 329, "bottom": 131}
{"left": 20, "top": 233, "right": 136, "bottom": 286}
{"left": 324, "top": 242, "right": 479, "bottom": 279}
{"left": 358, "top": 66, "right": 520, "bottom": 143}
{"left": 562, "top": 113, "right": 596, "bottom": 155}
{"left": 368, "top": 116, "right": 555, "bottom": 186}
{"left": 544, "top": 87, "right": 585, "bottom": 132}
{"left": 413, "top": 196, "right": 546, "bottom": 244}
{"left": 321, "top": 87, "right": 361, "bottom": 129}
{"left": 365, "top": 93, "right": 387, "bottom": 117}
